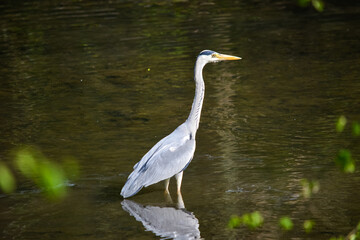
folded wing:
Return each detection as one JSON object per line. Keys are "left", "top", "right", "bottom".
{"left": 121, "top": 123, "right": 195, "bottom": 198}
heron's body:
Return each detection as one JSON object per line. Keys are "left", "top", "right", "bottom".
{"left": 121, "top": 50, "right": 241, "bottom": 198}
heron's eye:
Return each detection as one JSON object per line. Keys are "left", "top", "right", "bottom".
{"left": 211, "top": 53, "right": 216, "bottom": 58}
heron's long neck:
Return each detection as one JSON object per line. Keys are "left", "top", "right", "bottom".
{"left": 187, "top": 60, "right": 206, "bottom": 135}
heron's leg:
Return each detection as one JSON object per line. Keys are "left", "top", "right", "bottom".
{"left": 164, "top": 178, "right": 173, "bottom": 203}
{"left": 164, "top": 178, "right": 170, "bottom": 194}
{"left": 177, "top": 192, "right": 185, "bottom": 209}
{"left": 175, "top": 171, "right": 183, "bottom": 194}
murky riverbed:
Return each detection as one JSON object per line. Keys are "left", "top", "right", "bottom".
{"left": 1, "top": 0, "right": 360, "bottom": 239}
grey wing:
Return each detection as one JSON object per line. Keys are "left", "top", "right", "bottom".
{"left": 132, "top": 134, "right": 169, "bottom": 170}
{"left": 121, "top": 124, "right": 195, "bottom": 198}
{"left": 141, "top": 135, "right": 195, "bottom": 187}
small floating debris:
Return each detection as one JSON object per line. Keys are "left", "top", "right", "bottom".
{"left": 226, "top": 187, "right": 246, "bottom": 193}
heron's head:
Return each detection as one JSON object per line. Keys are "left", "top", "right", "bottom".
{"left": 197, "top": 50, "right": 241, "bottom": 64}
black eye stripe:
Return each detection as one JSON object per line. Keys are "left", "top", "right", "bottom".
{"left": 199, "top": 50, "right": 214, "bottom": 56}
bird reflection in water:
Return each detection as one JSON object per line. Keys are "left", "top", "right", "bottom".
{"left": 121, "top": 193, "right": 200, "bottom": 239}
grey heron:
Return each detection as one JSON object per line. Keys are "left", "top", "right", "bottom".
{"left": 121, "top": 50, "right": 241, "bottom": 198}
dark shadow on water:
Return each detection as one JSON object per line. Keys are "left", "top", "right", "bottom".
{"left": 121, "top": 194, "right": 201, "bottom": 240}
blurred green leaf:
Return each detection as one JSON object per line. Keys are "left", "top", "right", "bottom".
{"left": 0, "top": 163, "right": 16, "bottom": 194}
{"left": 298, "top": 0, "right": 324, "bottom": 12}
{"left": 279, "top": 216, "right": 293, "bottom": 231}
{"left": 304, "top": 220, "right": 315, "bottom": 233}
{"left": 228, "top": 211, "right": 264, "bottom": 229}
{"left": 301, "top": 179, "right": 320, "bottom": 198}
{"left": 329, "top": 236, "right": 344, "bottom": 240}
{"left": 352, "top": 121, "right": 360, "bottom": 136}
{"left": 349, "top": 235, "right": 356, "bottom": 240}
{"left": 228, "top": 215, "right": 242, "bottom": 229}
{"left": 38, "top": 161, "right": 66, "bottom": 200}
{"left": 298, "top": 0, "right": 311, "bottom": 7}
{"left": 242, "top": 211, "right": 264, "bottom": 229}
{"left": 13, "top": 147, "right": 80, "bottom": 200}
{"left": 348, "top": 222, "right": 360, "bottom": 240}
{"left": 312, "top": 0, "right": 324, "bottom": 12}
{"left": 15, "top": 148, "right": 40, "bottom": 178}
{"left": 336, "top": 116, "right": 347, "bottom": 133}
{"left": 335, "top": 149, "right": 355, "bottom": 173}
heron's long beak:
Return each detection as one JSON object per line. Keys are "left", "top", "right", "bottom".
{"left": 215, "top": 53, "right": 242, "bottom": 61}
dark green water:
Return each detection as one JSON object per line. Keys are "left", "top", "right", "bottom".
{"left": 1, "top": 1, "right": 360, "bottom": 239}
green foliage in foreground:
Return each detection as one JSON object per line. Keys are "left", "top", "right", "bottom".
{"left": 301, "top": 179, "right": 320, "bottom": 199}
{"left": 0, "top": 147, "right": 79, "bottom": 200}
{"left": 228, "top": 211, "right": 264, "bottom": 229}
{"left": 298, "top": 0, "right": 325, "bottom": 12}
{"left": 329, "top": 229, "right": 360, "bottom": 240}
{"left": 336, "top": 149, "right": 356, "bottom": 173}
{"left": 304, "top": 220, "right": 315, "bottom": 233}
{"left": 347, "top": 222, "right": 360, "bottom": 240}
{"left": 228, "top": 116, "right": 359, "bottom": 239}
{"left": 279, "top": 216, "right": 293, "bottom": 231}
{"left": 335, "top": 116, "right": 358, "bottom": 173}
{"left": 352, "top": 121, "right": 360, "bottom": 136}
{"left": 330, "top": 236, "right": 344, "bottom": 240}
{"left": 336, "top": 115, "right": 360, "bottom": 136}
{"left": 336, "top": 116, "right": 348, "bottom": 133}
{"left": 0, "top": 163, "right": 16, "bottom": 194}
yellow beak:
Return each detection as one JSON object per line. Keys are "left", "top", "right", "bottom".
{"left": 215, "top": 53, "right": 242, "bottom": 61}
